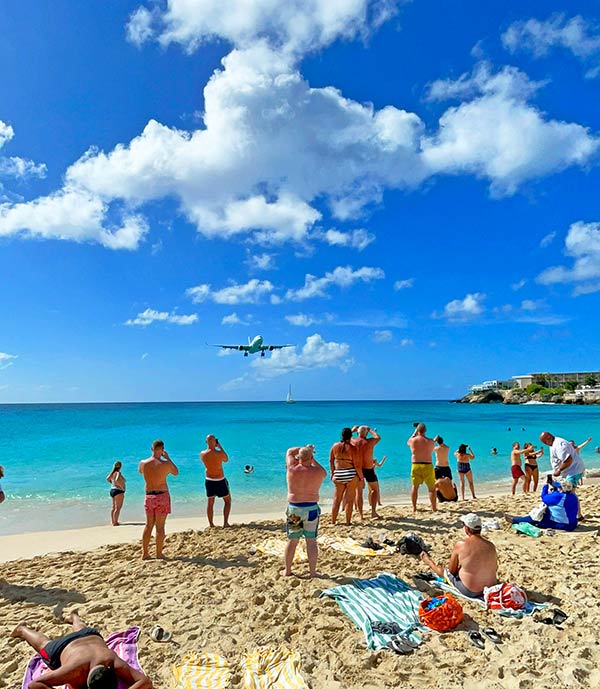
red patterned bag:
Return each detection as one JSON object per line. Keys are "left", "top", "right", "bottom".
{"left": 484, "top": 583, "right": 527, "bottom": 610}
{"left": 418, "top": 594, "right": 463, "bottom": 631}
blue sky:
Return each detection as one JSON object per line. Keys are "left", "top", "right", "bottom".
{"left": 1, "top": 0, "right": 599, "bottom": 402}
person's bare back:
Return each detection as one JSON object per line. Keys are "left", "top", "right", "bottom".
{"left": 408, "top": 434, "right": 434, "bottom": 463}
{"left": 200, "top": 446, "right": 228, "bottom": 479}
{"left": 139, "top": 456, "right": 175, "bottom": 492}
{"left": 452, "top": 536, "right": 497, "bottom": 593}
{"left": 433, "top": 443, "right": 450, "bottom": 467}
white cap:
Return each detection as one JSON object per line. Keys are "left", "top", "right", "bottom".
{"left": 460, "top": 513, "right": 482, "bottom": 530}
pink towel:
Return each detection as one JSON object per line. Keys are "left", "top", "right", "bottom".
{"left": 22, "top": 626, "right": 143, "bottom": 689}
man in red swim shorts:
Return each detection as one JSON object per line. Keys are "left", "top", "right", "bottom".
{"left": 510, "top": 442, "right": 529, "bottom": 496}
{"left": 138, "top": 440, "right": 179, "bottom": 560}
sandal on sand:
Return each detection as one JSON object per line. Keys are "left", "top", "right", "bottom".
{"left": 386, "top": 637, "right": 414, "bottom": 655}
{"left": 468, "top": 631, "right": 485, "bottom": 649}
{"left": 481, "top": 627, "right": 502, "bottom": 644}
{"left": 149, "top": 625, "right": 172, "bottom": 642}
{"left": 552, "top": 608, "right": 568, "bottom": 625}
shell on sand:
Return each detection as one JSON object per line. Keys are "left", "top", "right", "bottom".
{"left": 1, "top": 487, "right": 600, "bottom": 689}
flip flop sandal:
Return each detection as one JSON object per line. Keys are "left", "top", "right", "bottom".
{"left": 534, "top": 616, "right": 555, "bottom": 625}
{"left": 149, "top": 625, "right": 172, "bottom": 642}
{"left": 552, "top": 609, "right": 568, "bottom": 625}
{"left": 481, "top": 627, "right": 502, "bottom": 644}
{"left": 468, "top": 631, "right": 486, "bottom": 650}
{"left": 386, "top": 637, "right": 413, "bottom": 655}
{"left": 395, "top": 634, "right": 420, "bottom": 649}
{"left": 414, "top": 572, "right": 436, "bottom": 582}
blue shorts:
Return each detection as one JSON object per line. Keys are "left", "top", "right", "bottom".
{"left": 285, "top": 503, "right": 321, "bottom": 540}
{"left": 562, "top": 473, "right": 583, "bottom": 488}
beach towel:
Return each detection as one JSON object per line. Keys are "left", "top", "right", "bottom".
{"left": 317, "top": 535, "right": 395, "bottom": 557}
{"left": 254, "top": 538, "right": 307, "bottom": 563}
{"left": 23, "top": 626, "right": 143, "bottom": 689}
{"left": 241, "top": 646, "right": 308, "bottom": 689}
{"left": 172, "top": 652, "right": 232, "bottom": 689}
{"left": 432, "top": 578, "right": 548, "bottom": 617}
{"left": 321, "top": 573, "right": 427, "bottom": 650}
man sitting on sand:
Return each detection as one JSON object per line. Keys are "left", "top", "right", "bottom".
{"left": 11, "top": 610, "right": 152, "bottom": 688}
{"left": 435, "top": 476, "right": 458, "bottom": 503}
{"left": 506, "top": 479, "right": 579, "bottom": 531}
{"left": 200, "top": 434, "right": 231, "bottom": 528}
{"left": 407, "top": 423, "right": 436, "bottom": 512}
{"left": 420, "top": 513, "right": 498, "bottom": 598}
{"left": 283, "top": 445, "right": 327, "bottom": 578}
{"left": 352, "top": 425, "right": 381, "bottom": 519}
{"left": 139, "top": 440, "right": 179, "bottom": 560}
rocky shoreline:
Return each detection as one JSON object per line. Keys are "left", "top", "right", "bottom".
{"left": 453, "top": 389, "right": 600, "bottom": 405}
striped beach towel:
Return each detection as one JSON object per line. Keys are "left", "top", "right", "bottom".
{"left": 317, "top": 535, "right": 395, "bottom": 557}
{"left": 432, "top": 577, "right": 549, "bottom": 617}
{"left": 22, "top": 626, "right": 143, "bottom": 689}
{"left": 241, "top": 647, "right": 308, "bottom": 689}
{"left": 255, "top": 538, "right": 307, "bottom": 563}
{"left": 322, "top": 573, "right": 427, "bottom": 650}
{"left": 172, "top": 653, "right": 233, "bottom": 689}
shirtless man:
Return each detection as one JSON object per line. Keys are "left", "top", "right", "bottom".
{"left": 200, "top": 434, "right": 231, "bottom": 528}
{"left": 433, "top": 436, "right": 452, "bottom": 480}
{"left": 510, "top": 442, "right": 531, "bottom": 495}
{"left": 434, "top": 476, "right": 458, "bottom": 503}
{"left": 283, "top": 445, "right": 327, "bottom": 578}
{"left": 420, "top": 513, "right": 498, "bottom": 598}
{"left": 0, "top": 465, "right": 5, "bottom": 504}
{"left": 138, "top": 440, "right": 178, "bottom": 560}
{"left": 407, "top": 423, "right": 436, "bottom": 512}
{"left": 352, "top": 425, "right": 381, "bottom": 519}
{"left": 11, "top": 610, "right": 152, "bottom": 689}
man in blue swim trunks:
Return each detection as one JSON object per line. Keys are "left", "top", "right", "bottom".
{"left": 283, "top": 445, "right": 327, "bottom": 578}
{"left": 11, "top": 610, "right": 152, "bottom": 688}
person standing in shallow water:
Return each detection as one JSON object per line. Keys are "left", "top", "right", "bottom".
{"left": 0, "top": 465, "right": 5, "bottom": 504}
{"left": 106, "top": 461, "right": 126, "bottom": 526}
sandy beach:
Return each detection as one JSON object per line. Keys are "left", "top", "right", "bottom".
{"left": 1, "top": 485, "right": 599, "bottom": 689}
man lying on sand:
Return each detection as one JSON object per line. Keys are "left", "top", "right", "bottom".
{"left": 419, "top": 513, "right": 497, "bottom": 598}
{"left": 11, "top": 610, "right": 152, "bottom": 689}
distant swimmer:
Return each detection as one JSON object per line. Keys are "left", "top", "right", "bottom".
{"left": 491, "top": 448, "right": 498, "bottom": 455}
{"left": 106, "top": 461, "right": 126, "bottom": 526}
{"left": 244, "top": 464, "right": 254, "bottom": 474}
{"left": 139, "top": 440, "right": 179, "bottom": 560}
{"left": 596, "top": 447, "right": 600, "bottom": 454}
{"left": 200, "top": 435, "right": 232, "bottom": 528}
{"left": 0, "top": 465, "right": 5, "bottom": 504}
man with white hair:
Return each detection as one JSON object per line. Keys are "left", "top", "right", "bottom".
{"left": 352, "top": 425, "right": 381, "bottom": 519}
{"left": 539, "top": 431, "right": 585, "bottom": 487}
{"left": 282, "top": 445, "right": 327, "bottom": 578}
{"left": 419, "top": 513, "right": 498, "bottom": 598}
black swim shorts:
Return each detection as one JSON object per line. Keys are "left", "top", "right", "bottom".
{"left": 436, "top": 489, "right": 458, "bottom": 503}
{"left": 205, "top": 478, "right": 230, "bottom": 498}
{"left": 434, "top": 466, "right": 453, "bottom": 480}
{"left": 40, "top": 627, "right": 103, "bottom": 670}
{"left": 362, "top": 467, "right": 378, "bottom": 483}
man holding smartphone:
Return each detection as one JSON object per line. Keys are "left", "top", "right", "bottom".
{"left": 139, "top": 439, "right": 179, "bottom": 560}
{"left": 200, "top": 434, "right": 231, "bottom": 528}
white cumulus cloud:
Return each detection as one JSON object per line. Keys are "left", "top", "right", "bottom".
{"left": 187, "top": 278, "right": 275, "bottom": 304}
{"left": 537, "top": 221, "right": 600, "bottom": 295}
{"left": 372, "top": 329, "right": 392, "bottom": 342}
{"left": 540, "top": 231, "right": 557, "bottom": 248}
{"left": 0, "top": 352, "right": 17, "bottom": 370}
{"left": 285, "top": 313, "right": 322, "bottom": 326}
{"left": 125, "top": 308, "right": 198, "bottom": 326}
{"left": 393, "top": 278, "right": 414, "bottom": 290}
{"left": 439, "top": 293, "right": 486, "bottom": 321}
{"left": 246, "top": 252, "right": 276, "bottom": 271}
{"left": 285, "top": 265, "right": 384, "bottom": 301}
{"left": 222, "top": 312, "right": 249, "bottom": 325}
{"left": 0, "top": 120, "right": 47, "bottom": 181}
{"left": 322, "top": 228, "right": 375, "bottom": 251}
{"left": 502, "top": 14, "right": 600, "bottom": 79}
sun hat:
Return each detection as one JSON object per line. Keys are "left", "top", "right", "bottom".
{"left": 460, "top": 513, "right": 482, "bottom": 530}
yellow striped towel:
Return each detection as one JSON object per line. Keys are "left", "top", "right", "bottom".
{"left": 317, "top": 535, "right": 394, "bottom": 556}
{"left": 172, "top": 652, "right": 232, "bottom": 689}
{"left": 255, "top": 538, "right": 307, "bottom": 563}
{"left": 241, "top": 646, "right": 309, "bottom": 689}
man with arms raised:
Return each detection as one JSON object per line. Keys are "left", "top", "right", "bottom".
{"left": 352, "top": 425, "right": 381, "bottom": 519}
{"left": 11, "top": 610, "right": 152, "bottom": 688}
{"left": 407, "top": 423, "right": 436, "bottom": 512}
{"left": 420, "top": 513, "right": 498, "bottom": 598}
{"left": 282, "top": 445, "right": 327, "bottom": 578}
{"left": 139, "top": 439, "right": 178, "bottom": 560}
{"left": 200, "top": 434, "right": 232, "bottom": 528}
{"left": 540, "top": 431, "right": 586, "bottom": 488}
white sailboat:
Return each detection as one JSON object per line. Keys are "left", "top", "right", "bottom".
{"left": 286, "top": 384, "right": 296, "bottom": 404}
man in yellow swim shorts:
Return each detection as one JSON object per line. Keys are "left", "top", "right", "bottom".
{"left": 407, "top": 423, "right": 437, "bottom": 513}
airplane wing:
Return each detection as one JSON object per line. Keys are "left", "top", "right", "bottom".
{"left": 207, "top": 343, "right": 250, "bottom": 351}
{"left": 260, "top": 344, "right": 295, "bottom": 351}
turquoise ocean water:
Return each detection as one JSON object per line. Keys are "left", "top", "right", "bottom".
{"left": 0, "top": 400, "right": 599, "bottom": 536}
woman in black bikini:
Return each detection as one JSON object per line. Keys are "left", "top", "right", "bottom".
{"left": 330, "top": 427, "right": 363, "bottom": 525}
{"left": 106, "top": 461, "right": 126, "bottom": 526}
{"left": 523, "top": 442, "right": 543, "bottom": 493}
{"left": 454, "top": 444, "right": 476, "bottom": 500}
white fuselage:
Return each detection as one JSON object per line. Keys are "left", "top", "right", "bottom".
{"left": 248, "top": 335, "right": 263, "bottom": 353}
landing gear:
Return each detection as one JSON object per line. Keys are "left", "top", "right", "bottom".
{"left": 261, "top": 351, "right": 265, "bottom": 357}
{"left": 244, "top": 352, "right": 248, "bottom": 357}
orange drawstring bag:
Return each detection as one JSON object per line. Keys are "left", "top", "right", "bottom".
{"left": 418, "top": 594, "right": 464, "bottom": 632}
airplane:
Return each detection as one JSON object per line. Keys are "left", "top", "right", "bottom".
{"left": 208, "top": 335, "right": 295, "bottom": 357}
